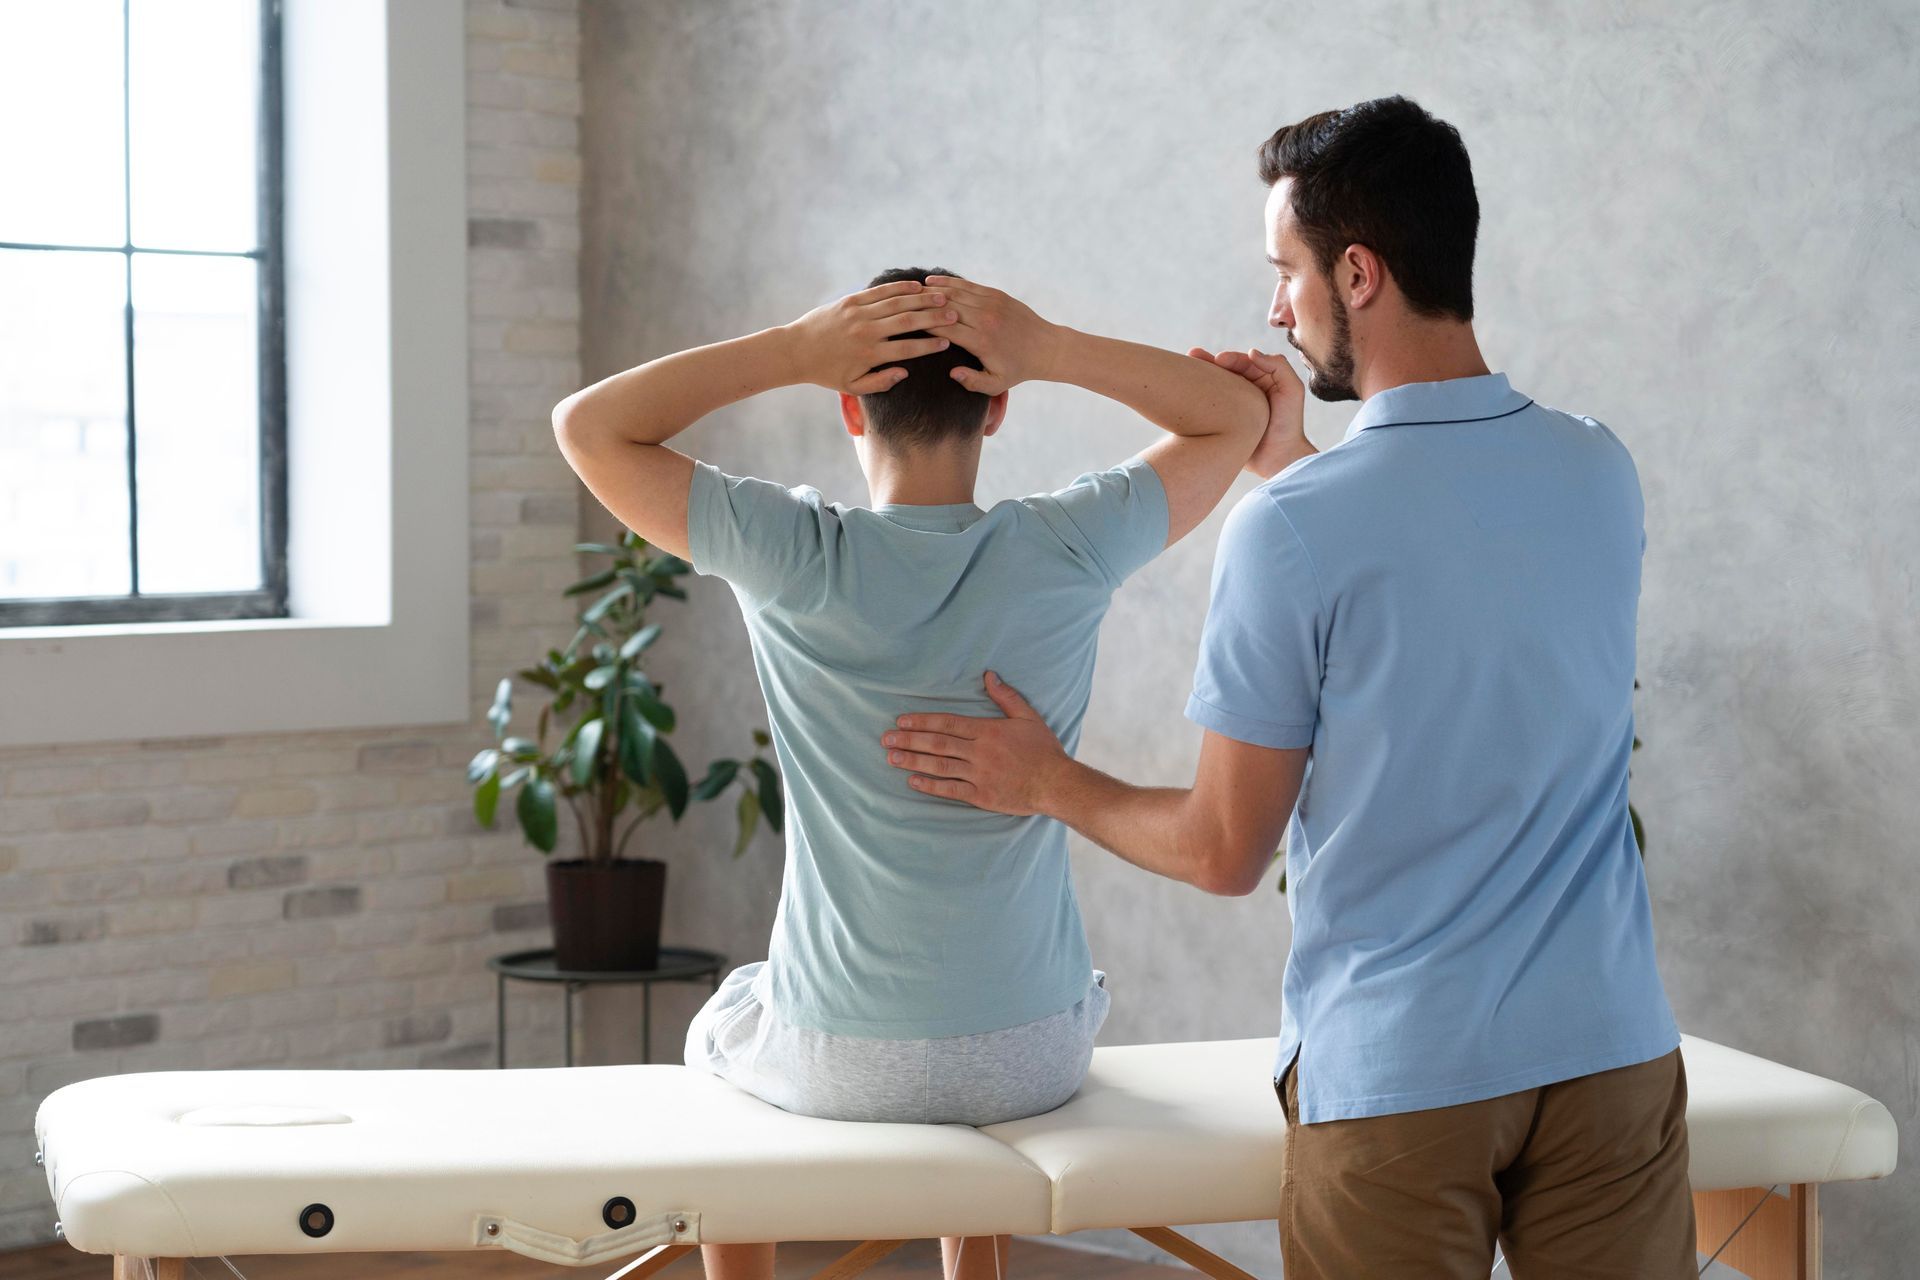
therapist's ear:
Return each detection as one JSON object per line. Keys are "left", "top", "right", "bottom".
{"left": 839, "top": 392, "right": 867, "bottom": 438}
{"left": 981, "top": 391, "right": 1010, "bottom": 438}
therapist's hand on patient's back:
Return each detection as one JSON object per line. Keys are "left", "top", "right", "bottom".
{"left": 919, "top": 276, "right": 1064, "bottom": 395}
{"left": 1189, "top": 346, "right": 1313, "bottom": 479}
{"left": 882, "top": 672, "right": 1066, "bottom": 816}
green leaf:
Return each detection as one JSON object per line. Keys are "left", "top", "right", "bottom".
{"left": 501, "top": 736, "right": 540, "bottom": 760}
{"left": 517, "top": 776, "right": 558, "bottom": 853}
{"left": 732, "top": 788, "right": 761, "bottom": 858}
{"left": 652, "top": 736, "right": 689, "bottom": 820}
{"left": 654, "top": 584, "right": 688, "bottom": 601}
{"left": 563, "top": 569, "right": 617, "bottom": 597}
{"left": 473, "top": 772, "right": 502, "bottom": 827}
{"left": 571, "top": 718, "right": 605, "bottom": 787}
{"left": 515, "top": 666, "right": 560, "bottom": 690}
{"left": 618, "top": 698, "right": 653, "bottom": 785}
{"left": 1630, "top": 803, "right": 1646, "bottom": 857}
{"left": 619, "top": 624, "right": 663, "bottom": 660}
{"left": 633, "top": 690, "right": 676, "bottom": 732}
{"left": 751, "top": 728, "right": 771, "bottom": 749}
{"left": 466, "top": 748, "right": 500, "bottom": 785}
{"left": 584, "top": 664, "right": 621, "bottom": 692}
{"left": 691, "top": 759, "right": 740, "bottom": 802}
{"left": 573, "top": 542, "right": 627, "bottom": 557}
{"left": 649, "top": 554, "right": 693, "bottom": 577}
{"left": 502, "top": 766, "right": 531, "bottom": 789}
{"left": 487, "top": 678, "right": 513, "bottom": 739}
{"left": 582, "top": 584, "right": 633, "bottom": 625}
{"left": 751, "top": 759, "right": 784, "bottom": 834}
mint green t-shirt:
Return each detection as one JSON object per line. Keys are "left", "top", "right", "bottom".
{"left": 687, "top": 454, "right": 1169, "bottom": 1039}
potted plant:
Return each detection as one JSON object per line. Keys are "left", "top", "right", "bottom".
{"left": 468, "top": 532, "right": 783, "bottom": 972}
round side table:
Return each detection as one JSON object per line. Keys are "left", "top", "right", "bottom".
{"left": 488, "top": 946, "right": 727, "bottom": 1068}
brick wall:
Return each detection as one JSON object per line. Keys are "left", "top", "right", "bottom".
{"left": 0, "top": 0, "right": 586, "bottom": 1249}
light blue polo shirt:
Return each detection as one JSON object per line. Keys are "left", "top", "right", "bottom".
{"left": 688, "top": 454, "right": 1168, "bottom": 1039}
{"left": 1188, "top": 373, "right": 1679, "bottom": 1123}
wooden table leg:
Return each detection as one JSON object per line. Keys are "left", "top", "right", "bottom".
{"left": 112, "top": 1259, "right": 187, "bottom": 1280}
{"left": 1695, "top": 1184, "right": 1820, "bottom": 1280}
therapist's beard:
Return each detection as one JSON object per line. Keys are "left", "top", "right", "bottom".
{"left": 1290, "top": 292, "right": 1359, "bottom": 402}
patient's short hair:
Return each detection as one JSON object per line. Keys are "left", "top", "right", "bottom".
{"left": 858, "top": 267, "right": 989, "bottom": 450}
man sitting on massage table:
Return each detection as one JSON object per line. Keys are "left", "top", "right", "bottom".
{"left": 879, "top": 98, "right": 1698, "bottom": 1279}
{"left": 551, "top": 270, "right": 1300, "bottom": 1280}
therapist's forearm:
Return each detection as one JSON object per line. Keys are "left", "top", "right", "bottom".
{"left": 1045, "top": 327, "right": 1267, "bottom": 442}
{"left": 1040, "top": 760, "right": 1225, "bottom": 892}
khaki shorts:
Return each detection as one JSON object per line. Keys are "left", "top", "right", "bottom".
{"left": 1278, "top": 1048, "right": 1696, "bottom": 1279}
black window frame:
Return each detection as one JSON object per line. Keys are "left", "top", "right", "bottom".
{"left": 0, "top": 0, "right": 287, "bottom": 628}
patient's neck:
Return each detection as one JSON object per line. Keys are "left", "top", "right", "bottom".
{"left": 862, "top": 441, "right": 982, "bottom": 508}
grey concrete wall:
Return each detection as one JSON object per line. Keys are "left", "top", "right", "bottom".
{"left": 579, "top": 2, "right": 1918, "bottom": 1275}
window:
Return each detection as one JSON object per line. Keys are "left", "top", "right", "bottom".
{"left": 0, "top": 0, "right": 284, "bottom": 627}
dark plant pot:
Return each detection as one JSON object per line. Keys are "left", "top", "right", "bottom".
{"left": 545, "top": 857, "right": 666, "bottom": 972}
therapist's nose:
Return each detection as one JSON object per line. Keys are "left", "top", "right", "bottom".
{"left": 1269, "top": 282, "right": 1293, "bottom": 329}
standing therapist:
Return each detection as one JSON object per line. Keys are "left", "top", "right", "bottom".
{"left": 880, "top": 97, "right": 1695, "bottom": 1279}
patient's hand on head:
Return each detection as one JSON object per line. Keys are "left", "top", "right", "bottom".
{"left": 919, "top": 276, "right": 1064, "bottom": 396}
{"left": 1189, "top": 346, "right": 1314, "bottom": 479}
{"left": 783, "top": 278, "right": 957, "bottom": 394}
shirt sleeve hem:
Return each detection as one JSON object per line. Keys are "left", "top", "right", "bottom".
{"left": 1184, "top": 693, "right": 1314, "bottom": 749}
{"left": 684, "top": 459, "right": 723, "bottom": 579}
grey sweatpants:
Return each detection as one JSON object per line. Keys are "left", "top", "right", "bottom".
{"left": 684, "top": 961, "right": 1110, "bottom": 1126}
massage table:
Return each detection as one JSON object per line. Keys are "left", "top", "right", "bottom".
{"left": 35, "top": 1035, "right": 1896, "bottom": 1280}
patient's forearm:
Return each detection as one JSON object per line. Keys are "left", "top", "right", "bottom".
{"left": 554, "top": 327, "right": 798, "bottom": 446}
{"left": 1042, "top": 760, "right": 1224, "bottom": 892}
{"left": 1047, "top": 328, "right": 1267, "bottom": 442}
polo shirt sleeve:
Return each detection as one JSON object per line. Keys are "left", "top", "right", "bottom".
{"left": 1185, "top": 490, "right": 1325, "bottom": 749}
{"left": 1024, "top": 454, "right": 1170, "bottom": 587}
{"left": 686, "top": 460, "right": 830, "bottom": 614}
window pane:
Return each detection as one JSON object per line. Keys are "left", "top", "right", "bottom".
{"left": 130, "top": 253, "right": 261, "bottom": 594}
{"left": 129, "top": 0, "right": 259, "bottom": 252}
{"left": 0, "top": 1, "right": 126, "bottom": 246}
{"left": 0, "top": 249, "right": 131, "bottom": 601}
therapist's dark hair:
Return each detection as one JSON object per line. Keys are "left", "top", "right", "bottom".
{"left": 1258, "top": 96, "right": 1478, "bottom": 322}
{"left": 857, "top": 268, "right": 990, "bottom": 451}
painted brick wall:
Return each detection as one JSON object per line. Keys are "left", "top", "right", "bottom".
{"left": 0, "top": 0, "right": 587, "bottom": 1249}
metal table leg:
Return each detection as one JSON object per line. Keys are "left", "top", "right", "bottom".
{"left": 495, "top": 973, "right": 506, "bottom": 1069}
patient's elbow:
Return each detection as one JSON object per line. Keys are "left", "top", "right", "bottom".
{"left": 550, "top": 393, "right": 584, "bottom": 438}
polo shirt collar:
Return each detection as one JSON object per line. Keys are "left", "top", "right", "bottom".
{"left": 1343, "top": 372, "right": 1531, "bottom": 441}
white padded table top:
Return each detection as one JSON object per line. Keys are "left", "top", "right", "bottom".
{"left": 987, "top": 1035, "right": 1900, "bottom": 1233}
{"left": 35, "top": 1063, "right": 1051, "bottom": 1265}
{"left": 1678, "top": 1035, "right": 1901, "bottom": 1190}
{"left": 36, "top": 1034, "right": 1897, "bottom": 1264}
{"left": 981, "top": 1038, "right": 1285, "bottom": 1234}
